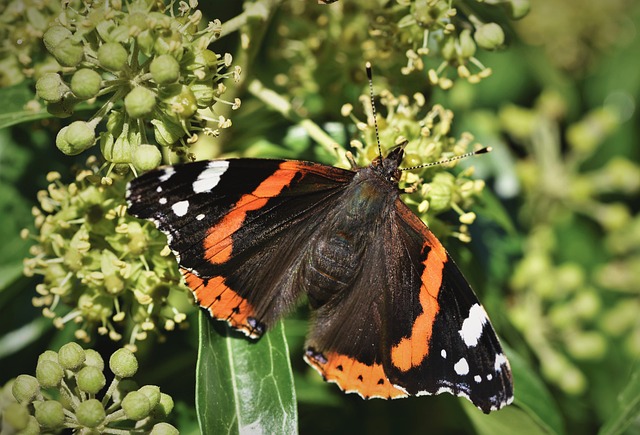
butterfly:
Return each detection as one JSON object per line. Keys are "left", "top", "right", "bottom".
{"left": 126, "top": 66, "right": 513, "bottom": 414}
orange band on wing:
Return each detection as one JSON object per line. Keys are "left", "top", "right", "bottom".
{"left": 305, "top": 350, "right": 407, "bottom": 399}
{"left": 181, "top": 269, "right": 259, "bottom": 337}
{"left": 203, "top": 165, "right": 298, "bottom": 264}
{"left": 390, "top": 230, "right": 447, "bottom": 372}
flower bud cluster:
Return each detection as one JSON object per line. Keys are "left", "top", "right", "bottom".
{"left": 0, "top": 0, "right": 70, "bottom": 87}
{"left": 502, "top": 93, "right": 640, "bottom": 395}
{"left": 342, "top": 91, "right": 487, "bottom": 243}
{"left": 34, "top": 0, "right": 240, "bottom": 172}
{"left": 3, "top": 344, "right": 177, "bottom": 434}
{"left": 23, "top": 158, "right": 192, "bottom": 345}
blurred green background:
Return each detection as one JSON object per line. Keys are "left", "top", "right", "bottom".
{"left": 1, "top": 0, "right": 639, "bottom": 433}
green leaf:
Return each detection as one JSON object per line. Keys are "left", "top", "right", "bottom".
{"left": 463, "top": 400, "right": 553, "bottom": 435}
{"left": 599, "top": 362, "right": 640, "bottom": 435}
{"left": 463, "top": 346, "right": 565, "bottom": 435}
{"left": 196, "top": 312, "right": 298, "bottom": 434}
{"left": 0, "top": 83, "right": 50, "bottom": 129}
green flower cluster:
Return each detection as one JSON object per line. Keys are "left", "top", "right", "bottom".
{"left": 22, "top": 158, "right": 192, "bottom": 346}
{"left": 269, "top": 0, "right": 529, "bottom": 107}
{"left": 502, "top": 92, "right": 640, "bottom": 394}
{"left": 370, "top": 0, "right": 528, "bottom": 88}
{"left": 342, "top": 91, "right": 487, "bottom": 242}
{"left": 2, "top": 344, "right": 177, "bottom": 434}
{"left": 35, "top": 0, "right": 240, "bottom": 173}
{"left": 0, "top": 0, "right": 67, "bottom": 87}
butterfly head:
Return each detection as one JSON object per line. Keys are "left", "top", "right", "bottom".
{"left": 371, "top": 145, "right": 405, "bottom": 184}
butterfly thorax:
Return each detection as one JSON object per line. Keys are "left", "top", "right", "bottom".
{"left": 301, "top": 152, "right": 403, "bottom": 309}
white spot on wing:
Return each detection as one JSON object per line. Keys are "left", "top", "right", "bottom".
{"left": 474, "top": 375, "right": 482, "bottom": 383}
{"left": 459, "top": 303, "right": 488, "bottom": 347}
{"left": 441, "top": 349, "right": 447, "bottom": 359}
{"left": 156, "top": 186, "right": 163, "bottom": 193}
{"left": 172, "top": 200, "right": 189, "bottom": 217}
{"left": 192, "top": 160, "right": 230, "bottom": 193}
{"left": 159, "top": 167, "right": 175, "bottom": 182}
{"left": 159, "top": 197, "right": 167, "bottom": 205}
{"left": 196, "top": 213, "right": 205, "bottom": 221}
{"left": 454, "top": 358, "right": 469, "bottom": 375}
{"left": 494, "top": 353, "right": 508, "bottom": 372}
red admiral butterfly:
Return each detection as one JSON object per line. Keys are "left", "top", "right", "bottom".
{"left": 126, "top": 65, "right": 513, "bottom": 413}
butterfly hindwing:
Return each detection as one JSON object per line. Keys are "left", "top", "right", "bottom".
{"left": 381, "top": 201, "right": 513, "bottom": 412}
{"left": 127, "top": 159, "right": 354, "bottom": 337}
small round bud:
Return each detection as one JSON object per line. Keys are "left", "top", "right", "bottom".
{"left": 153, "top": 393, "right": 174, "bottom": 418}
{"left": 138, "top": 385, "right": 161, "bottom": 408}
{"left": 34, "top": 400, "right": 65, "bottom": 429}
{"left": 36, "top": 359, "right": 64, "bottom": 388}
{"left": 150, "top": 54, "right": 180, "bottom": 84}
{"left": 38, "top": 350, "right": 58, "bottom": 363}
{"left": 98, "top": 42, "right": 128, "bottom": 71}
{"left": 125, "top": 86, "right": 156, "bottom": 118}
{"left": 84, "top": 349, "right": 105, "bottom": 371}
{"left": 164, "top": 85, "right": 197, "bottom": 119}
{"left": 36, "top": 73, "right": 67, "bottom": 103}
{"left": 132, "top": 144, "right": 162, "bottom": 172}
{"left": 459, "top": 29, "right": 477, "bottom": 58}
{"left": 474, "top": 23, "right": 505, "bottom": 50}
{"left": 71, "top": 69, "right": 102, "bottom": 99}
{"left": 150, "top": 422, "right": 180, "bottom": 435}
{"left": 122, "top": 391, "right": 151, "bottom": 420}
{"left": 64, "top": 121, "right": 96, "bottom": 153}
{"left": 12, "top": 375, "right": 40, "bottom": 404}
{"left": 152, "top": 117, "right": 183, "bottom": 146}
{"left": 440, "top": 37, "right": 457, "bottom": 61}
{"left": 47, "top": 97, "right": 76, "bottom": 118}
{"left": 3, "top": 402, "right": 30, "bottom": 430}
{"left": 52, "top": 38, "right": 84, "bottom": 67}
{"left": 43, "top": 25, "right": 72, "bottom": 52}
{"left": 110, "top": 348, "right": 138, "bottom": 378}
{"left": 58, "top": 341, "right": 86, "bottom": 370}
{"left": 76, "top": 366, "right": 106, "bottom": 394}
{"left": 76, "top": 398, "right": 106, "bottom": 428}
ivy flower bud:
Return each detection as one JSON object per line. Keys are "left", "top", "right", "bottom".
{"left": 76, "top": 398, "right": 106, "bottom": 428}
{"left": 110, "top": 348, "right": 138, "bottom": 378}
{"left": 458, "top": 29, "right": 477, "bottom": 58}
{"left": 64, "top": 121, "right": 96, "bottom": 153}
{"left": 77, "top": 366, "right": 106, "bottom": 394}
{"left": 133, "top": 144, "right": 162, "bottom": 172}
{"left": 58, "top": 341, "right": 86, "bottom": 370}
{"left": 51, "top": 38, "right": 84, "bottom": 67}
{"left": 12, "top": 375, "right": 40, "bottom": 404}
{"left": 125, "top": 86, "right": 157, "bottom": 118}
{"left": 153, "top": 393, "right": 175, "bottom": 418}
{"left": 43, "top": 25, "right": 72, "bottom": 52}
{"left": 35, "top": 359, "right": 64, "bottom": 388}
{"left": 3, "top": 403, "right": 30, "bottom": 430}
{"left": 138, "top": 385, "right": 161, "bottom": 408}
{"left": 71, "top": 69, "right": 102, "bottom": 99}
{"left": 84, "top": 349, "right": 105, "bottom": 370}
{"left": 98, "top": 42, "right": 128, "bottom": 71}
{"left": 122, "top": 391, "right": 151, "bottom": 420}
{"left": 163, "top": 84, "right": 197, "bottom": 119}
{"left": 474, "top": 23, "right": 505, "bottom": 50}
{"left": 151, "top": 117, "right": 184, "bottom": 147}
{"left": 36, "top": 73, "right": 67, "bottom": 103}
{"left": 150, "top": 422, "right": 180, "bottom": 435}
{"left": 150, "top": 54, "right": 180, "bottom": 84}
{"left": 34, "top": 400, "right": 65, "bottom": 430}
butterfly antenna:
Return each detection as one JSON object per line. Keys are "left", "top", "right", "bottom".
{"left": 400, "top": 146, "right": 493, "bottom": 171}
{"left": 366, "top": 62, "right": 383, "bottom": 163}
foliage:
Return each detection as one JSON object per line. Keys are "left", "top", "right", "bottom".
{"left": 1, "top": 0, "right": 639, "bottom": 434}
